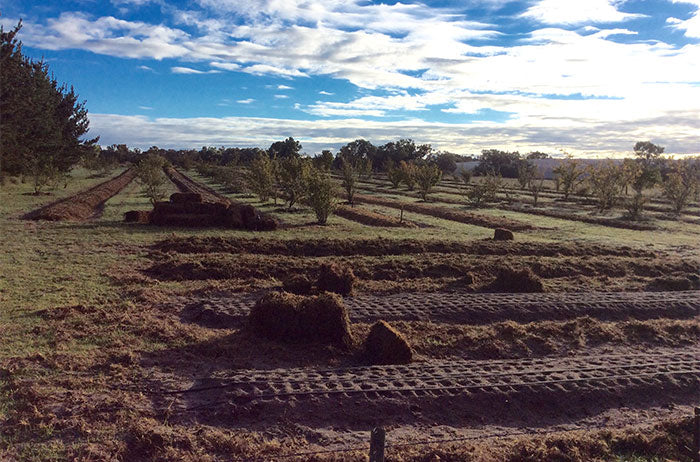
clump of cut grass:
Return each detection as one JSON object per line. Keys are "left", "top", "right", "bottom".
{"left": 249, "top": 292, "right": 353, "bottom": 348}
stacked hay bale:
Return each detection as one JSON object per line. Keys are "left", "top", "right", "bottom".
{"left": 147, "top": 192, "right": 277, "bottom": 230}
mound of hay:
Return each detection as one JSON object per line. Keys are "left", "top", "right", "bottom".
{"left": 249, "top": 292, "right": 353, "bottom": 347}
{"left": 488, "top": 267, "right": 544, "bottom": 293}
{"left": 170, "top": 192, "right": 202, "bottom": 203}
{"left": 282, "top": 275, "right": 314, "bottom": 295}
{"left": 124, "top": 210, "right": 152, "bottom": 223}
{"left": 493, "top": 228, "right": 514, "bottom": 241}
{"left": 363, "top": 321, "right": 412, "bottom": 365}
{"left": 226, "top": 204, "right": 279, "bottom": 231}
{"left": 317, "top": 263, "right": 356, "bottom": 295}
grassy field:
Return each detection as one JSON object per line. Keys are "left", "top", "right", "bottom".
{"left": 1, "top": 166, "right": 698, "bottom": 461}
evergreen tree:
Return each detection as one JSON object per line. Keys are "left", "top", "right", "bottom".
{"left": 0, "top": 22, "right": 97, "bottom": 189}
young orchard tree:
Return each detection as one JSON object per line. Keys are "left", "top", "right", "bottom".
{"left": 587, "top": 161, "right": 623, "bottom": 213}
{"left": 247, "top": 152, "right": 276, "bottom": 202}
{"left": 466, "top": 171, "right": 500, "bottom": 207}
{"left": 517, "top": 160, "right": 536, "bottom": 189}
{"left": 385, "top": 160, "right": 403, "bottom": 188}
{"left": 399, "top": 161, "right": 418, "bottom": 190}
{"left": 458, "top": 169, "right": 472, "bottom": 185}
{"left": 528, "top": 168, "right": 546, "bottom": 206}
{"left": 340, "top": 156, "right": 358, "bottom": 206}
{"left": 553, "top": 155, "right": 585, "bottom": 200}
{"left": 306, "top": 169, "right": 337, "bottom": 224}
{"left": 278, "top": 156, "right": 311, "bottom": 210}
{"left": 662, "top": 158, "right": 700, "bottom": 215}
{"left": 313, "top": 150, "right": 334, "bottom": 171}
{"left": 415, "top": 164, "right": 442, "bottom": 201}
{"left": 136, "top": 153, "right": 168, "bottom": 205}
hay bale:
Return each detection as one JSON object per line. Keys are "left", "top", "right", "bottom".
{"left": 317, "top": 263, "right": 356, "bottom": 295}
{"left": 363, "top": 321, "right": 412, "bottom": 365}
{"left": 170, "top": 192, "right": 203, "bottom": 203}
{"left": 493, "top": 228, "right": 514, "bottom": 241}
{"left": 124, "top": 210, "right": 152, "bottom": 223}
{"left": 488, "top": 267, "right": 544, "bottom": 293}
{"left": 282, "top": 275, "right": 314, "bottom": 295}
{"left": 249, "top": 292, "right": 353, "bottom": 347}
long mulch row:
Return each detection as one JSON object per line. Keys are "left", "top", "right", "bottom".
{"left": 353, "top": 193, "right": 536, "bottom": 232}
{"left": 23, "top": 168, "right": 137, "bottom": 221}
{"left": 334, "top": 204, "right": 417, "bottom": 228}
{"left": 163, "top": 167, "right": 231, "bottom": 205}
{"left": 151, "top": 236, "right": 655, "bottom": 258}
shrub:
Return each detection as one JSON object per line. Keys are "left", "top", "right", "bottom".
{"left": 399, "top": 161, "right": 418, "bottom": 190}
{"left": 662, "top": 158, "right": 699, "bottom": 215}
{"left": 466, "top": 172, "right": 500, "bottom": 207}
{"left": 317, "top": 263, "right": 356, "bottom": 295}
{"left": 414, "top": 163, "right": 442, "bottom": 201}
{"left": 247, "top": 153, "right": 276, "bottom": 202}
{"left": 249, "top": 292, "right": 353, "bottom": 347}
{"left": 136, "top": 154, "right": 168, "bottom": 205}
{"left": 385, "top": 160, "right": 403, "bottom": 188}
{"left": 278, "top": 156, "right": 311, "bottom": 210}
{"left": 587, "top": 161, "right": 623, "bottom": 213}
{"left": 363, "top": 321, "right": 413, "bottom": 365}
{"left": 553, "top": 154, "right": 585, "bottom": 200}
{"left": 306, "top": 170, "right": 337, "bottom": 224}
{"left": 340, "top": 157, "right": 358, "bottom": 205}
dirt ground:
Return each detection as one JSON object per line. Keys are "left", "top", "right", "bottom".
{"left": 2, "top": 168, "right": 699, "bottom": 461}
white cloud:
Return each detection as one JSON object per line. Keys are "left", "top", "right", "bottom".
{"left": 89, "top": 113, "right": 700, "bottom": 157}
{"left": 522, "top": 0, "right": 643, "bottom": 25}
{"left": 319, "top": 90, "right": 334, "bottom": 95}
{"left": 237, "top": 98, "right": 255, "bottom": 104}
{"left": 273, "top": 94, "right": 289, "bottom": 99}
{"left": 138, "top": 105, "right": 153, "bottom": 110}
{"left": 669, "top": 0, "right": 700, "bottom": 37}
{"left": 277, "top": 84, "right": 293, "bottom": 90}
{"left": 171, "top": 66, "right": 220, "bottom": 74}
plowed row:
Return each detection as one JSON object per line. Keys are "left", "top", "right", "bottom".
{"left": 163, "top": 349, "right": 699, "bottom": 429}
{"left": 24, "top": 168, "right": 137, "bottom": 221}
{"left": 177, "top": 290, "right": 700, "bottom": 327}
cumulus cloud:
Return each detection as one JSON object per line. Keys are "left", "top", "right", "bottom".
{"left": 521, "top": 0, "right": 644, "bottom": 25}
{"left": 669, "top": 0, "right": 700, "bottom": 37}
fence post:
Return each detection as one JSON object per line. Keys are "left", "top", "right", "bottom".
{"left": 694, "top": 407, "right": 700, "bottom": 462}
{"left": 369, "top": 427, "right": 386, "bottom": 462}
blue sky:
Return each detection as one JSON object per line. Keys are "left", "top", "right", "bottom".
{"left": 2, "top": 0, "right": 699, "bottom": 156}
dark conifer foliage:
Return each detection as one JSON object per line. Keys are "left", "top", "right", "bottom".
{"left": 0, "top": 22, "right": 98, "bottom": 189}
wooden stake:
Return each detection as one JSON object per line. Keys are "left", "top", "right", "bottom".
{"left": 369, "top": 427, "right": 386, "bottom": 462}
{"left": 694, "top": 407, "right": 700, "bottom": 462}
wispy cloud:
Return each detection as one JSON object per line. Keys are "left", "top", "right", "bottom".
{"left": 277, "top": 84, "right": 293, "bottom": 90}
{"left": 237, "top": 98, "right": 255, "bottom": 104}
{"left": 319, "top": 90, "right": 334, "bottom": 95}
{"left": 521, "top": 0, "right": 644, "bottom": 25}
{"left": 171, "top": 66, "right": 220, "bottom": 74}
{"left": 273, "top": 94, "right": 289, "bottom": 99}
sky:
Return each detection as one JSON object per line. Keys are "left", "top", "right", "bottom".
{"left": 2, "top": 0, "right": 700, "bottom": 157}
